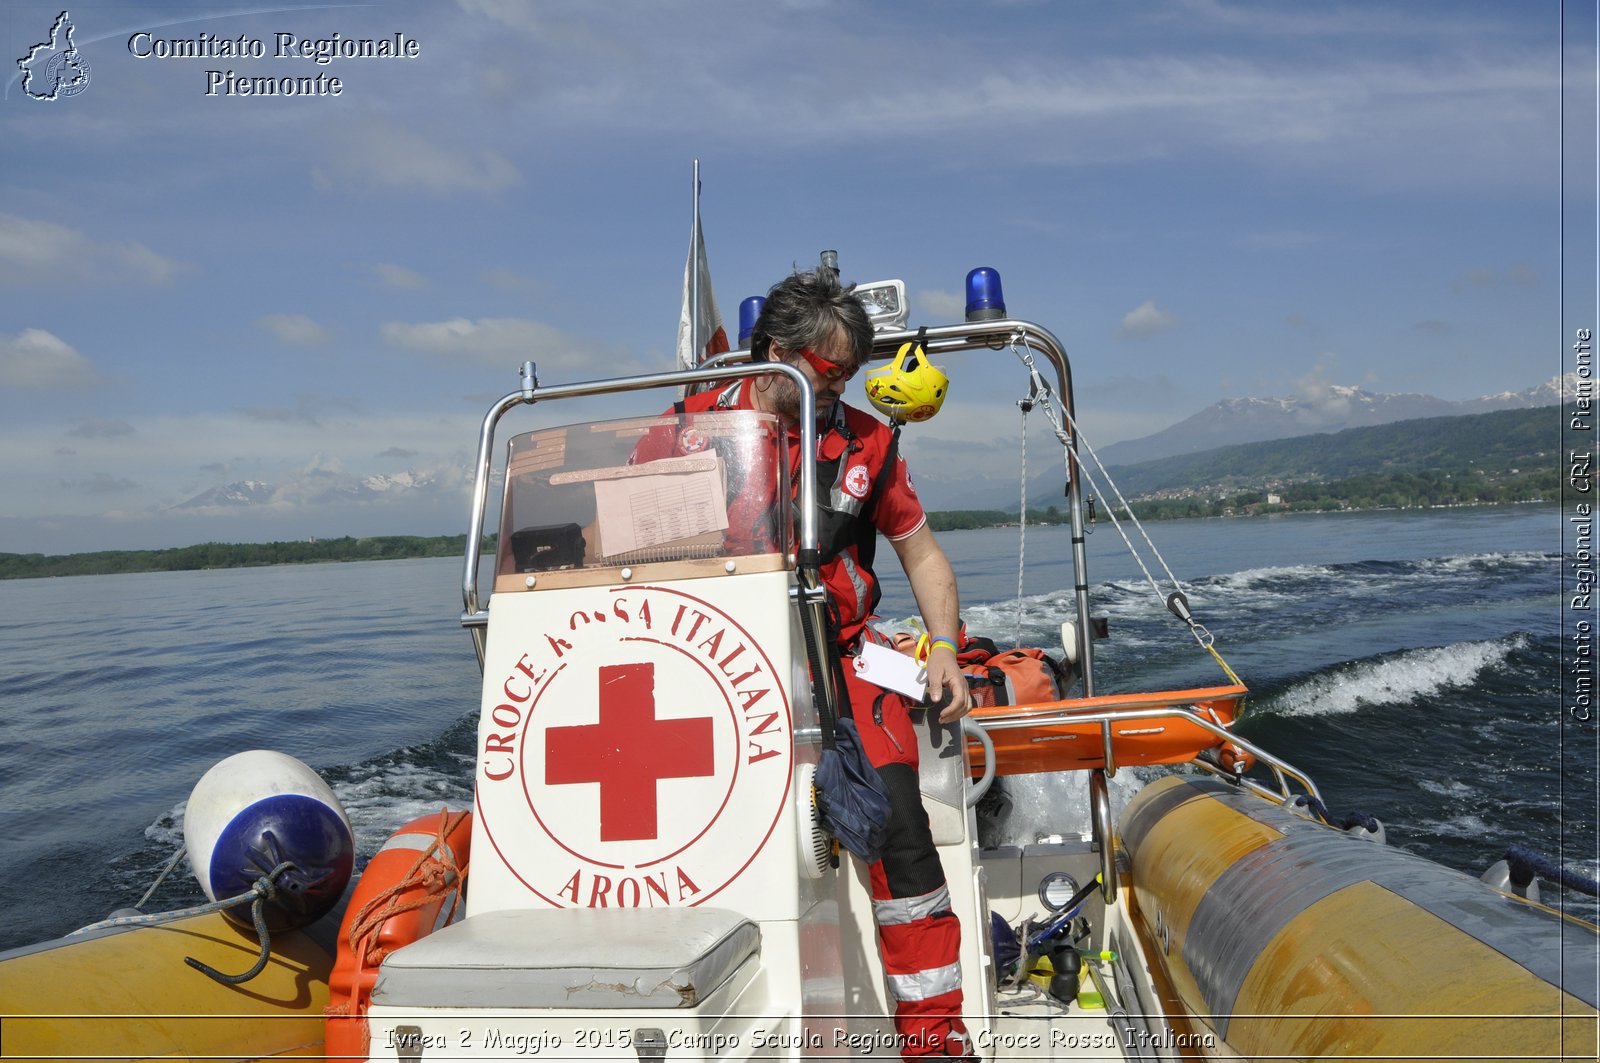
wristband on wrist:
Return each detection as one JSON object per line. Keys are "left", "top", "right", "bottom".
{"left": 928, "top": 636, "right": 958, "bottom": 656}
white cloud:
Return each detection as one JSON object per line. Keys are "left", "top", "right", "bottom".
{"left": 380, "top": 317, "right": 625, "bottom": 374}
{"left": 312, "top": 119, "right": 521, "bottom": 195}
{"left": 1119, "top": 301, "right": 1179, "bottom": 339}
{"left": 444, "top": 3, "right": 1554, "bottom": 193}
{"left": 257, "top": 313, "right": 330, "bottom": 347}
{"left": 68, "top": 417, "right": 134, "bottom": 439}
{"left": 918, "top": 289, "right": 967, "bottom": 319}
{"left": 1286, "top": 360, "right": 1358, "bottom": 427}
{"left": 375, "top": 263, "right": 428, "bottom": 289}
{"left": 0, "top": 214, "right": 182, "bottom": 286}
{"left": 0, "top": 329, "right": 98, "bottom": 389}
{"left": 1, "top": 406, "right": 476, "bottom": 522}
{"left": 454, "top": 0, "right": 545, "bottom": 33}
{"left": 1451, "top": 263, "right": 1539, "bottom": 292}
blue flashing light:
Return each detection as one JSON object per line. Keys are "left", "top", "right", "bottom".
{"left": 965, "top": 267, "right": 1006, "bottom": 322}
{"left": 738, "top": 296, "right": 765, "bottom": 347}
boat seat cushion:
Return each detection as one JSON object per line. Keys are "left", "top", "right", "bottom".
{"left": 370, "top": 907, "right": 759, "bottom": 1010}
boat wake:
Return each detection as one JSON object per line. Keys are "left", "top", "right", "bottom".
{"left": 1252, "top": 635, "right": 1528, "bottom": 719}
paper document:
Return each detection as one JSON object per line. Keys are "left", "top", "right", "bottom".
{"left": 593, "top": 461, "right": 728, "bottom": 556}
{"left": 853, "top": 640, "right": 928, "bottom": 699}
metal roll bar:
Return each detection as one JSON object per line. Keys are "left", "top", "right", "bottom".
{"left": 459, "top": 359, "right": 819, "bottom": 668}
{"left": 705, "top": 318, "right": 1094, "bottom": 695}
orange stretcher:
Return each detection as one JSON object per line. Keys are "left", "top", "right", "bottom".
{"left": 965, "top": 684, "right": 1250, "bottom": 776}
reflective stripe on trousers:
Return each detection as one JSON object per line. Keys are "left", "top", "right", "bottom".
{"left": 873, "top": 884, "right": 951, "bottom": 927}
{"left": 886, "top": 960, "right": 963, "bottom": 1002}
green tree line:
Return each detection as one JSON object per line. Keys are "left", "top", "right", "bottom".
{"left": 928, "top": 507, "right": 1065, "bottom": 531}
{"left": 1102, "top": 405, "right": 1568, "bottom": 498}
{"left": 2, "top": 404, "right": 1571, "bottom": 578}
{"left": 0, "top": 534, "right": 483, "bottom": 580}
{"left": 1126, "top": 468, "right": 1559, "bottom": 521}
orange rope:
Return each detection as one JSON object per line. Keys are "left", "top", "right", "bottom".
{"left": 346, "top": 808, "right": 471, "bottom": 965}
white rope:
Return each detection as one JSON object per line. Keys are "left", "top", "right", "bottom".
{"left": 1016, "top": 398, "right": 1028, "bottom": 648}
{"left": 1006, "top": 336, "right": 1205, "bottom": 645}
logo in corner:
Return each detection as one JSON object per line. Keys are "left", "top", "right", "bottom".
{"left": 17, "top": 11, "right": 91, "bottom": 101}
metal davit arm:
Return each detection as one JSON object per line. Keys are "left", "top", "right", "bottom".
{"left": 459, "top": 359, "right": 818, "bottom": 669}
{"left": 862, "top": 319, "right": 1094, "bottom": 695}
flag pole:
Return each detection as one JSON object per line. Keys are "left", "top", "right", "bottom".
{"left": 690, "top": 159, "right": 702, "bottom": 364}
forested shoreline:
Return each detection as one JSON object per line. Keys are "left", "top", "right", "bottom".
{"left": 4, "top": 406, "right": 1571, "bottom": 580}
{"left": 2, "top": 487, "right": 1557, "bottom": 581}
{"left": 0, "top": 535, "right": 476, "bottom": 580}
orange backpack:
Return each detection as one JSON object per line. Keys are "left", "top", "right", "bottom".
{"left": 886, "top": 630, "right": 1073, "bottom": 708}
{"left": 964, "top": 646, "right": 1070, "bottom": 708}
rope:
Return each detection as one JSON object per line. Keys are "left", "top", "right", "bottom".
{"left": 183, "top": 875, "right": 284, "bottom": 985}
{"left": 1006, "top": 334, "right": 1244, "bottom": 684}
{"left": 1206, "top": 643, "right": 1245, "bottom": 687}
{"left": 1016, "top": 391, "right": 1030, "bottom": 647}
{"left": 346, "top": 808, "right": 470, "bottom": 966}
{"left": 1292, "top": 795, "right": 1380, "bottom": 833}
{"left": 134, "top": 845, "right": 187, "bottom": 910}
{"left": 67, "top": 860, "right": 296, "bottom": 938}
{"left": 1504, "top": 844, "right": 1600, "bottom": 897}
{"left": 72, "top": 859, "right": 300, "bottom": 985}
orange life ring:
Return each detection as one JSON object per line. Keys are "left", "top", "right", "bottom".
{"left": 325, "top": 809, "right": 471, "bottom": 1060}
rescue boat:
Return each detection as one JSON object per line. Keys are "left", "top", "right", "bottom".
{"left": 2, "top": 260, "right": 1594, "bottom": 1063}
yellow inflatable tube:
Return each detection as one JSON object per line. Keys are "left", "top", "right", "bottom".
{"left": 0, "top": 911, "right": 332, "bottom": 1062}
{"left": 1121, "top": 775, "right": 1598, "bottom": 1062}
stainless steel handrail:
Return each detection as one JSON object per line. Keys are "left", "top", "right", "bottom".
{"left": 709, "top": 319, "right": 1094, "bottom": 695}
{"left": 876, "top": 321, "right": 1092, "bottom": 695}
{"left": 1090, "top": 769, "right": 1117, "bottom": 902}
{"left": 968, "top": 702, "right": 1322, "bottom": 807}
{"left": 459, "top": 360, "right": 818, "bottom": 667}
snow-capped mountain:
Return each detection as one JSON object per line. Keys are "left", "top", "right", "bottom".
{"left": 170, "top": 479, "right": 276, "bottom": 510}
{"left": 171, "top": 469, "right": 446, "bottom": 511}
{"left": 1096, "top": 375, "right": 1582, "bottom": 467}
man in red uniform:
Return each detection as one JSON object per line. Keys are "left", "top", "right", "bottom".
{"left": 643, "top": 269, "right": 975, "bottom": 1060}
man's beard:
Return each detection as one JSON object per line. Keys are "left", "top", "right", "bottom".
{"left": 768, "top": 372, "right": 830, "bottom": 425}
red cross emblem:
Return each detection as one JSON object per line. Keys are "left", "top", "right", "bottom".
{"left": 544, "top": 662, "right": 715, "bottom": 842}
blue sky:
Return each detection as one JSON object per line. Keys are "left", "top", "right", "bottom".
{"left": 1, "top": 0, "right": 1587, "bottom": 554}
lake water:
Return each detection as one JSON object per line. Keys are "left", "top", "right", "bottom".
{"left": 0, "top": 503, "right": 1592, "bottom": 950}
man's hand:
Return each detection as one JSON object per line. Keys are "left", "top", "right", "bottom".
{"left": 926, "top": 645, "right": 972, "bottom": 724}
{"left": 889, "top": 524, "right": 970, "bottom": 725}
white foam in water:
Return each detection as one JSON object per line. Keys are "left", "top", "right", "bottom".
{"left": 1426, "top": 812, "right": 1499, "bottom": 841}
{"left": 1429, "top": 550, "right": 1548, "bottom": 574}
{"left": 1418, "top": 779, "right": 1480, "bottom": 800}
{"left": 985, "top": 766, "right": 1154, "bottom": 847}
{"left": 1267, "top": 636, "right": 1524, "bottom": 718}
{"left": 333, "top": 761, "right": 474, "bottom": 859}
{"left": 1209, "top": 563, "right": 1334, "bottom": 591}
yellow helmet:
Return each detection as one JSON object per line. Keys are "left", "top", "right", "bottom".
{"left": 865, "top": 335, "right": 948, "bottom": 423}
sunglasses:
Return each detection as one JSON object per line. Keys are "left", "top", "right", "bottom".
{"left": 794, "top": 346, "right": 857, "bottom": 384}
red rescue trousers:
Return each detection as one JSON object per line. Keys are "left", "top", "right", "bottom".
{"left": 841, "top": 663, "right": 973, "bottom": 1061}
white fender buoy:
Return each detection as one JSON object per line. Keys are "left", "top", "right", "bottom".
{"left": 1344, "top": 818, "right": 1387, "bottom": 845}
{"left": 1059, "top": 620, "right": 1079, "bottom": 665}
{"left": 184, "top": 750, "right": 354, "bottom": 932}
{"left": 1481, "top": 859, "right": 1542, "bottom": 903}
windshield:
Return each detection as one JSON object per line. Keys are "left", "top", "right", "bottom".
{"left": 495, "top": 409, "right": 789, "bottom": 583}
